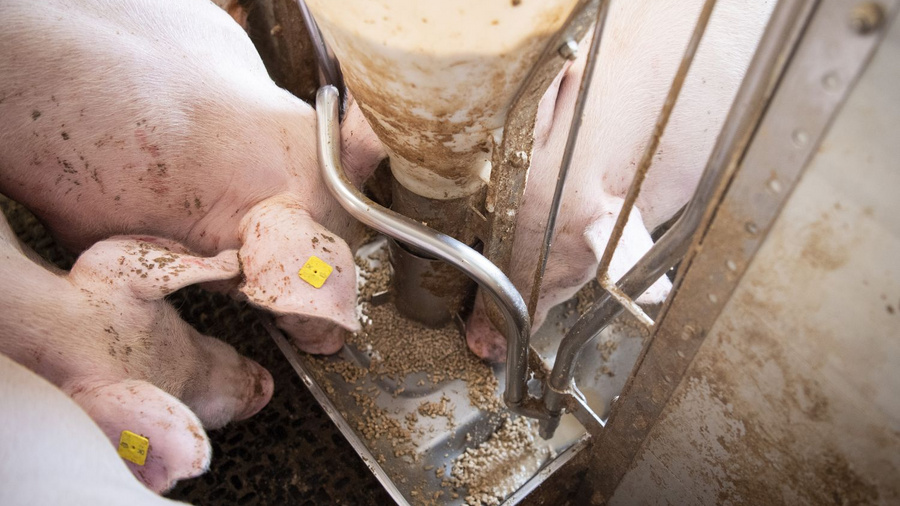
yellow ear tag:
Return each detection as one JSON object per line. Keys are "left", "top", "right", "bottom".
{"left": 118, "top": 430, "right": 150, "bottom": 466}
{"left": 298, "top": 256, "right": 333, "bottom": 289}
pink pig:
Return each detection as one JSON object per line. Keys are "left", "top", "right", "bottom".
{"left": 1, "top": 353, "right": 196, "bottom": 505}
{"left": 466, "top": 0, "right": 774, "bottom": 361}
{"left": 0, "top": 212, "right": 273, "bottom": 492}
{"left": 0, "top": 0, "right": 385, "bottom": 354}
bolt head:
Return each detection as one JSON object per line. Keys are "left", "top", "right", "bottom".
{"left": 558, "top": 39, "right": 579, "bottom": 60}
{"left": 850, "top": 2, "right": 884, "bottom": 34}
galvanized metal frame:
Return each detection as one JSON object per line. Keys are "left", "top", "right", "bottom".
{"left": 577, "top": 1, "right": 897, "bottom": 502}
{"left": 538, "top": 0, "right": 820, "bottom": 438}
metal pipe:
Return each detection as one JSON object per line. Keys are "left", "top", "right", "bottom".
{"left": 527, "top": 0, "right": 611, "bottom": 322}
{"left": 315, "top": 85, "right": 534, "bottom": 411}
{"left": 595, "top": 0, "right": 717, "bottom": 278}
{"left": 540, "top": 0, "right": 812, "bottom": 437}
{"left": 295, "top": 0, "right": 345, "bottom": 112}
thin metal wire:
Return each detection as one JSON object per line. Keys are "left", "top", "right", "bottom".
{"left": 527, "top": 0, "right": 611, "bottom": 322}
{"left": 595, "top": 0, "right": 718, "bottom": 278}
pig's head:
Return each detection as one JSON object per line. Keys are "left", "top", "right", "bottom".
{"left": 237, "top": 195, "right": 361, "bottom": 354}
{"left": 68, "top": 379, "right": 211, "bottom": 493}
{"left": 465, "top": 199, "right": 672, "bottom": 363}
{"left": 68, "top": 236, "right": 274, "bottom": 429}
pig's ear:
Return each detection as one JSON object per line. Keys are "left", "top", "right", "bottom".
{"left": 340, "top": 94, "right": 386, "bottom": 186}
{"left": 584, "top": 200, "right": 672, "bottom": 304}
{"left": 69, "top": 236, "right": 240, "bottom": 300}
{"left": 68, "top": 379, "right": 212, "bottom": 493}
{"left": 238, "top": 198, "right": 361, "bottom": 334}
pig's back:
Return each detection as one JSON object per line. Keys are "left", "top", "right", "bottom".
{"left": 0, "top": 0, "right": 297, "bottom": 252}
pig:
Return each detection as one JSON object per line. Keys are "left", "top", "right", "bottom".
{"left": 466, "top": 0, "right": 774, "bottom": 361}
{"left": 0, "top": 0, "right": 386, "bottom": 355}
{"left": 211, "top": 0, "right": 253, "bottom": 30}
{"left": 0, "top": 211, "right": 273, "bottom": 492}
{"left": 0, "top": 352, "right": 195, "bottom": 505}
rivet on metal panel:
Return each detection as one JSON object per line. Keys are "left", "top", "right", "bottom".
{"left": 663, "top": 375, "right": 673, "bottom": 384}
{"left": 850, "top": 2, "right": 885, "bottom": 34}
{"left": 791, "top": 128, "right": 809, "bottom": 147}
{"left": 558, "top": 38, "right": 579, "bottom": 60}
{"left": 821, "top": 71, "right": 842, "bottom": 91}
{"left": 767, "top": 178, "right": 783, "bottom": 193}
{"left": 676, "top": 350, "right": 686, "bottom": 359}
{"left": 511, "top": 150, "right": 529, "bottom": 168}
{"left": 708, "top": 293, "right": 719, "bottom": 303}
{"left": 726, "top": 259, "right": 738, "bottom": 271}
{"left": 745, "top": 221, "right": 759, "bottom": 234}
{"left": 680, "top": 325, "right": 697, "bottom": 341}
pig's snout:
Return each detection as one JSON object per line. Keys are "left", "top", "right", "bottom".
{"left": 187, "top": 336, "right": 274, "bottom": 429}
{"left": 465, "top": 302, "right": 508, "bottom": 363}
{"left": 276, "top": 314, "right": 347, "bottom": 355}
{"left": 234, "top": 358, "right": 274, "bottom": 421}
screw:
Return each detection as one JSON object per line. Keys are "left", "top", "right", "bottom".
{"left": 558, "top": 38, "right": 579, "bottom": 60}
{"left": 510, "top": 150, "right": 529, "bottom": 168}
{"left": 850, "top": 2, "right": 884, "bottom": 34}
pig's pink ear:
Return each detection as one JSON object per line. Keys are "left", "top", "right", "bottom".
{"left": 584, "top": 199, "right": 672, "bottom": 304}
{"left": 69, "top": 236, "right": 240, "bottom": 300}
{"left": 68, "top": 379, "right": 212, "bottom": 493}
{"left": 238, "top": 198, "right": 361, "bottom": 334}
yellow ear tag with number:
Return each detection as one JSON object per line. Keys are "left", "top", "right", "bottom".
{"left": 118, "top": 430, "right": 149, "bottom": 466}
{"left": 298, "top": 256, "right": 333, "bottom": 288}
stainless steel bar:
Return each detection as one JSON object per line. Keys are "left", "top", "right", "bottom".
{"left": 315, "top": 85, "right": 535, "bottom": 412}
{"left": 594, "top": 0, "right": 717, "bottom": 278}
{"left": 527, "top": 0, "right": 611, "bottom": 322}
{"left": 598, "top": 273, "right": 654, "bottom": 327}
{"left": 295, "top": 0, "right": 345, "bottom": 108}
{"left": 540, "top": 0, "right": 813, "bottom": 438}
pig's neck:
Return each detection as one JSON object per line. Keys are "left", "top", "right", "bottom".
{"left": 0, "top": 256, "right": 93, "bottom": 385}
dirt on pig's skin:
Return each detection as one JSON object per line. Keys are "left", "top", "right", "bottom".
{"left": 1, "top": 197, "right": 390, "bottom": 505}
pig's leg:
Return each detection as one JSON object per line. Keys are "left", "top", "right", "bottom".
{"left": 238, "top": 195, "right": 360, "bottom": 354}
{"left": 68, "top": 380, "right": 212, "bottom": 494}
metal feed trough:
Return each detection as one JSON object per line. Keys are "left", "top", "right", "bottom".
{"left": 261, "top": 0, "right": 900, "bottom": 504}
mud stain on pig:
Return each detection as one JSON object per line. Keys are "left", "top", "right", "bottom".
{"left": 134, "top": 129, "right": 160, "bottom": 158}
{"left": 31, "top": 110, "right": 41, "bottom": 120}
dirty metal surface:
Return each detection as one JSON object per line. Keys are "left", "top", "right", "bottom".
{"left": 482, "top": 0, "right": 599, "bottom": 330}
{"left": 580, "top": 0, "right": 900, "bottom": 503}
{"left": 269, "top": 238, "right": 593, "bottom": 506}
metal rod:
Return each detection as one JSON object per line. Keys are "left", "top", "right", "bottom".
{"left": 295, "top": 0, "right": 346, "bottom": 112}
{"left": 540, "top": 0, "right": 812, "bottom": 437}
{"left": 315, "top": 85, "right": 534, "bottom": 412}
{"left": 527, "top": 0, "right": 611, "bottom": 322}
{"left": 595, "top": 0, "right": 717, "bottom": 278}
{"left": 598, "top": 273, "right": 654, "bottom": 327}
{"left": 481, "top": 0, "right": 598, "bottom": 332}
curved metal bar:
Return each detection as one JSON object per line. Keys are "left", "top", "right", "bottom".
{"left": 540, "top": 0, "right": 813, "bottom": 437}
{"left": 315, "top": 85, "right": 534, "bottom": 411}
{"left": 295, "top": 0, "right": 345, "bottom": 112}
